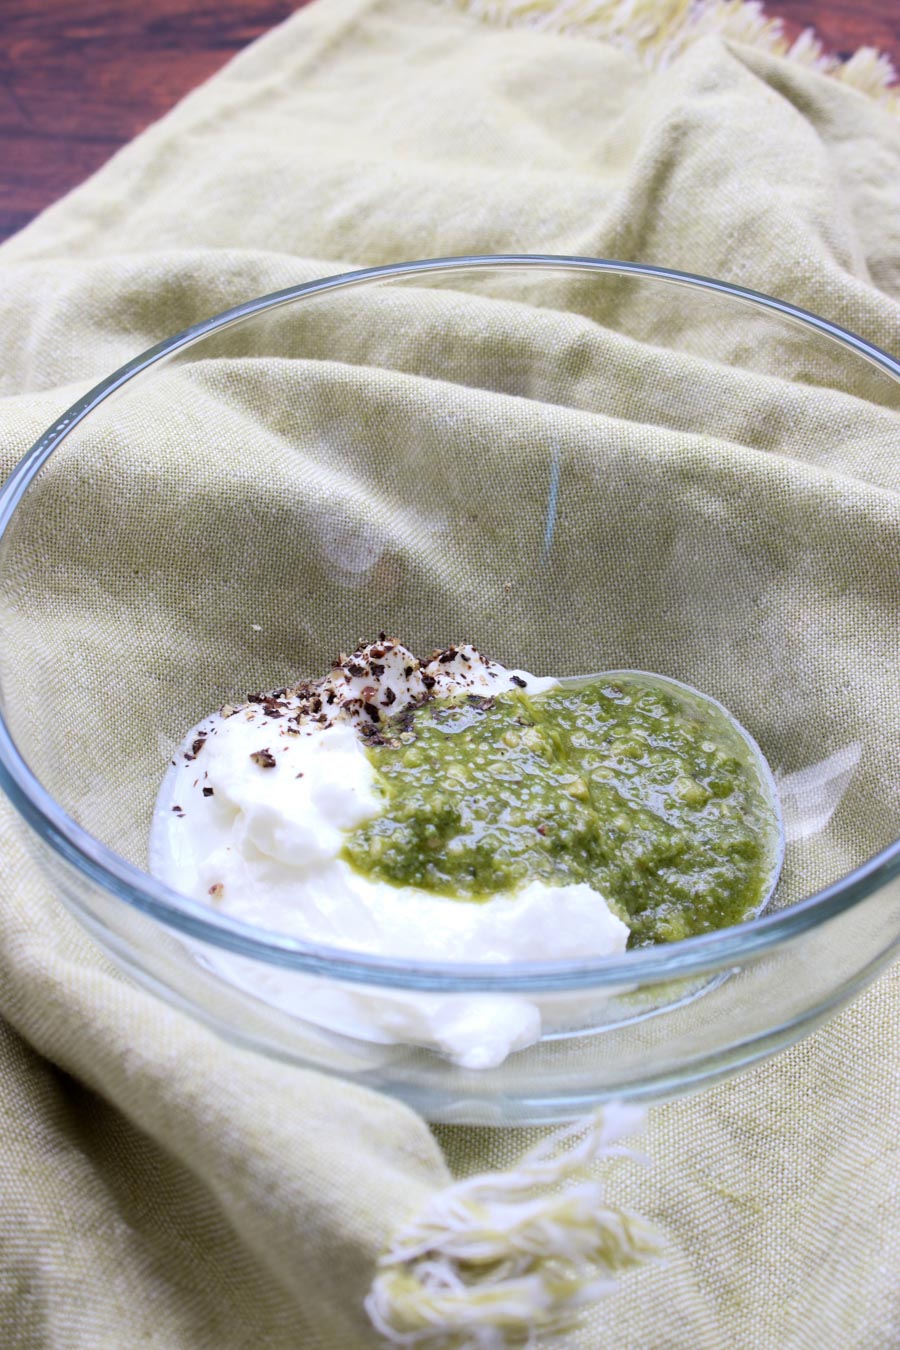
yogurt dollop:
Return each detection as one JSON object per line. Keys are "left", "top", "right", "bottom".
{"left": 149, "top": 639, "right": 629, "bottom": 1067}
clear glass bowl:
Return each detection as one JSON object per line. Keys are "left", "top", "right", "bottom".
{"left": 1, "top": 256, "right": 898, "bottom": 1124}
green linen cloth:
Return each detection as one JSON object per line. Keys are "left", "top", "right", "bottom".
{"left": 1, "top": 0, "right": 899, "bottom": 1345}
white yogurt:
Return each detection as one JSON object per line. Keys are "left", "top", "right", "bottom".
{"left": 149, "top": 640, "right": 629, "bottom": 1067}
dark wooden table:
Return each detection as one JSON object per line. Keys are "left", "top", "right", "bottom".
{"left": 1, "top": 0, "right": 897, "bottom": 246}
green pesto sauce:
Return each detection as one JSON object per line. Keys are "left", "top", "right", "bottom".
{"left": 341, "top": 675, "right": 780, "bottom": 946}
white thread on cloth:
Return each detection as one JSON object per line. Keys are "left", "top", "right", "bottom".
{"left": 440, "top": 0, "right": 898, "bottom": 108}
{"left": 366, "top": 1104, "right": 662, "bottom": 1347}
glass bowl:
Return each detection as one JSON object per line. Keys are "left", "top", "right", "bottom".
{"left": 1, "top": 255, "right": 898, "bottom": 1125}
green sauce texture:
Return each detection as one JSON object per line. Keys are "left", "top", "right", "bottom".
{"left": 341, "top": 675, "right": 780, "bottom": 946}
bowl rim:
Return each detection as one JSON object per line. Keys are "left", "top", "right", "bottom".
{"left": 1, "top": 252, "right": 898, "bottom": 993}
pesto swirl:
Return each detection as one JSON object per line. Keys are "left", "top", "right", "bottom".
{"left": 342, "top": 675, "right": 780, "bottom": 946}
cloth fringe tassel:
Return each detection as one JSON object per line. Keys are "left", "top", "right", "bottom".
{"left": 440, "top": 0, "right": 898, "bottom": 112}
{"left": 366, "top": 1104, "right": 662, "bottom": 1348}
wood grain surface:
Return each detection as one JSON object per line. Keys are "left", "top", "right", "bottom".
{"left": 0, "top": 0, "right": 897, "bottom": 245}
